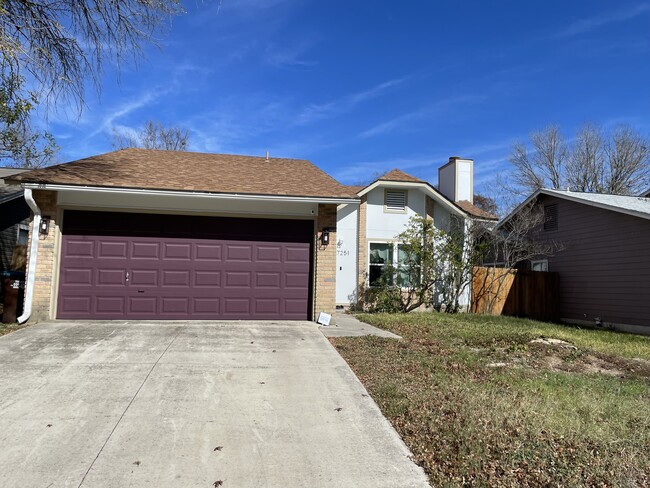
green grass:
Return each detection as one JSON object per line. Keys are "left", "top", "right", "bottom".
{"left": 330, "top": 313, "right": 650, "bottom": 487}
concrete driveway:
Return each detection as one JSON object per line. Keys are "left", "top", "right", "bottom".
{"left": 0, "top": 321, "right": 429, "bottom": 488}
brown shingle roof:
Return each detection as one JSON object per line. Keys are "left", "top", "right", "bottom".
{"left": 8, "top": 149, "right": 356, "bottom": 199}
{"left": 378, "top": 169, "right": 424, "bottom": 183}
{"left": 346, "top": 185, "right": 365, "bottom": 194}
{"left": 456, "top": 200, "right": 499, "bottom": 220}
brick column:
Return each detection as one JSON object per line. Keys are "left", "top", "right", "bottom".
{"left": 24, "top": 190, "right": 59, "bottom": 321}
{"left": 314, "top": 204, "right": 337, "bottom": 320}
{"left": 357, "top": 195, "right": 368, "bottom": 295}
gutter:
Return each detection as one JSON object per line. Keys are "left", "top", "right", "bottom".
{"left": 20, "top": 183, "right": 360, "bottom": 205}
{"left": 18, "top": 189, "right": 40, "bottom": 324}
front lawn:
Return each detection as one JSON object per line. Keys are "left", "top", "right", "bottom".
{"left": 331, "top": 313, "right": 650, "bottom": 486}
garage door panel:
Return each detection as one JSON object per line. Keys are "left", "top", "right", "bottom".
{"left": 96, "top": 296, "right": 125, "bottom": 314}
{"left": 161, "top": 297, "right": 189, "bottom": 314}
{"left": 285, "top": 246, "right": 310, "bottom": 263}
{"left": 128, "top": 297, "right": 158, "bottom": 314}
{"left": 64, "top": 240, "right": 95, "bottom": 258}
{"left": 59, "top": 296, "right": 92, "bottom": 314}
{"left": 131, "top": 241, "right": 160, "bottom": 259}
{"left": 58, "top": 211, "right": 312, "bottom": 320}
{"left": 224, "top": 271, "right": 251, "bottom": 288}
{"left": 226, "top": 244, "right": 253, "bottom": 262}
{"left": 162, "top": 270, "right": 191, "bottom": 287}
{"left": 195, "top": 243, "right": 222, "bottom": 261}
{"left": 63, "top": 268, "right": 94, "bottom": 286}
{"left": 98, "top": 241, "right": 128, "bottom": 258}
{"left": 163, "top": 243, "right": 192, "bottom": 260}
{"left": 256, "top": 272, "right": 281, "bottom": 288}
{"left": 97, "top": 268, "right": 125, "bottom": 286}
{"left": 223, "top": 298, "right": 250, "bottom": 315}
{"left": 194, "top": 271, "right": 221, "bottom": 287}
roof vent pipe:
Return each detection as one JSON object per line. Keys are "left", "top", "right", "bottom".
{"left": 266, "top": 151, "right": 269, "bottom": 161}
{"left": 18, "top": 188, "right": 41, "bottom": 324}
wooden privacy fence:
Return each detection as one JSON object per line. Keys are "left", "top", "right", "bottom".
{"left": 471, "top": 267, "right": 560, "bottom": 322}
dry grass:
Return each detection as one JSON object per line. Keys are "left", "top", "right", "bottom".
{"left": 331, "top": 313, "right": 650, "bottom": 487}
{"left": 0, "top": 323, "right": 27, "bottom": 337}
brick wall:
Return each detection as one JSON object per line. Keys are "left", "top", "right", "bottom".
{"left": 24, "top": 190, "right": 58, "bottom": 321}
{"left": 314, "top": 203, "right": 337, "bottom": 319}
{"left": 357, "top": 195, "right": 368, "bottom": 290}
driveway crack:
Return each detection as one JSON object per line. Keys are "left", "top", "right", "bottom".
{"left": 77, "top": 326, "right": 184, "bottom": 487}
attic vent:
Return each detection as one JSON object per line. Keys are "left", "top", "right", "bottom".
{"left": 385, "top": 189, "right": 407, "bottom": 212}
{"left": 544, "top": 204, "right": 558, "bottom": 231}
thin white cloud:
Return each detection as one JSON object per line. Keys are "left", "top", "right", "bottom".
{"left": 264, "top": 42, "right": 317, "bottom": 69}
{"left": 557, "top": 3, "right": 650, "bottom": 38}
{"left": 358, "top": 94, "right": 485, "bottom": 139}
{"left": 296, "top": 77, "right": 410, "bottom": 125}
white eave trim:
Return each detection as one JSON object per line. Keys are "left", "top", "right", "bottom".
{"left": 21, "top": 183, "right": 359, "bottom": 205}
{"left": 357, "top": 180, "right": 465, "bottom": 216}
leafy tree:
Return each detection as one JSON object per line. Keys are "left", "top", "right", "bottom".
{"left": 0, "top": 0, "right": 184, "bottom": 166}
{"left": 113, "top": 120, "right": 190, "bottom": 151}
{"left": 362, "top": 215, "right": 487, "bottom": 313}
{"left": 504, "top": 124, "right": 650, "bottom": 199}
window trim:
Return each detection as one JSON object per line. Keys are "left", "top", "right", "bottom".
{"left": 384, "top": 189, "right": 408, "bottom": 214}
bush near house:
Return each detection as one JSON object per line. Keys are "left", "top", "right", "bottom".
{"left": 331, "top": 313, "right": 650, "bottom": 486}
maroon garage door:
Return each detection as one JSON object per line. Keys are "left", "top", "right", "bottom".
{"left": 57, "top": 211, "right": 313, "bottom": 320}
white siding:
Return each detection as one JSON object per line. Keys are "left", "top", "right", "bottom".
{"left": 456, "top": 160, "right": 472, "bottom": 202}
{"left": 336, "top": 204, "right": 358, "bottom": 304}
{"left": 366, "top": 187, "right": 425, "bottom": 240}
{"left": 438, "top": 164, "right": 456, "bottom": 202}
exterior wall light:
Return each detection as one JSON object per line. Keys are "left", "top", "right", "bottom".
{"left": 39, "top": 217, "right": 50, "bottom": 236}
{"left": 321, "top": 228, "right": 330, "bottom": 246}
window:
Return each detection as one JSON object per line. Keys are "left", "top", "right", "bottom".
{"left": 384, "top": 189, "right": 407, "bottom": 213}
{"left": 369, "top": 242, "right": 420, "bottom": 287}
{"left": 543, "top": 204, "right": 558, "bottom": 231}
{"left": 369, "top": 243, "right": 393, "bottom": 285}
{"left": 531, "top": 259, "right": 548, "bottom": 272}
{"left": 396, "top": 244, "right": 420, "bottom": 287}
{"left": 16, "top": 225, "right": 29, "bottom": 245}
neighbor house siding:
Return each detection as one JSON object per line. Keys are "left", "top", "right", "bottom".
{"left": 0, "top": 196, "right": 30, "bottom": 272}
{"left": 536, "top": 194, "right": 650, "bottom": 328}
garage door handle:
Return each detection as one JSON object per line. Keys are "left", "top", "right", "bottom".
{"left": 125, "top": 271, "right": 129, "bottom": 282}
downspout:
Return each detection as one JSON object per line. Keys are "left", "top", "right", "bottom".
{"left": 18, "top": 188, "right": 41, "bottom": 324}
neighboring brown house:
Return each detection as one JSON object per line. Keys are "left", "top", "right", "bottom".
{"left": 5, "top": 149, "right": 358, "bottom": 322}
{"left": 500, "top": 189, "right": 650, "bottom": 334}
{"left": 0, "top": 168, "right": 29, "bottom": 273}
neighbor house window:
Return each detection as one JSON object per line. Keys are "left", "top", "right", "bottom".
{"left": 531, "top": 259, "right": 548, "bottom": 272}
{"left": 369, "top": 242, "right": 420, "bottom": 287}
{"left": 16, "top": 225, "right": 29, "bottom": 245}
{"left": 384, "top": 189, "right": 407, "bottom": 213}
{"left": 543, "top": 204, "right": 558, "bottom": 231}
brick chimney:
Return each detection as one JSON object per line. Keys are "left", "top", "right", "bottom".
{"left": 437, "top": 156, "right": 473, "bottom": 203}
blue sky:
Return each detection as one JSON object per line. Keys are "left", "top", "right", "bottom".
{"left": 46, "top": 0, "right": 650, "bottom": 196}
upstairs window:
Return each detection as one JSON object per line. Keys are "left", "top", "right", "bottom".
{"left": 384, "top": 189, "right": 407, "bottom": 213}
{"left": 543, "top": 204, "right": 558, "bottom": 231}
